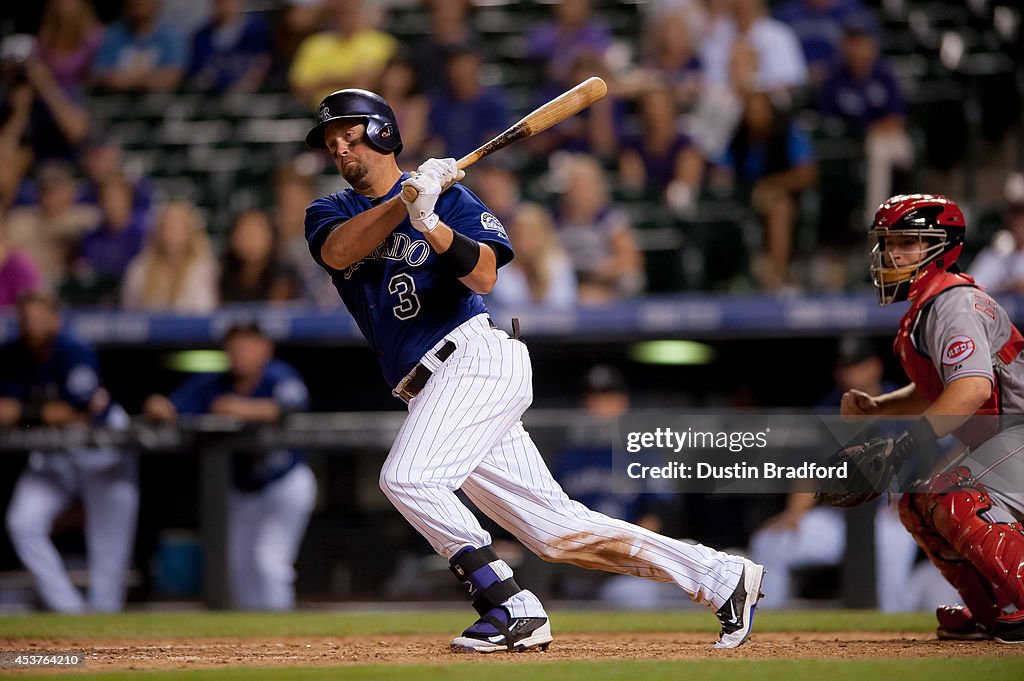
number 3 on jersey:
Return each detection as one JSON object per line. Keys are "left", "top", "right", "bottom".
{"left": 389, "top": 273, "right": 421, "bottom": 320}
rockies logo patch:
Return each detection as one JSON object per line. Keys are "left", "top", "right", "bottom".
{"left": 480, "top": 212, "right": 507, "bottom": 238}
{"left": 318, "top": 104, "right": 331, "bottom": 122}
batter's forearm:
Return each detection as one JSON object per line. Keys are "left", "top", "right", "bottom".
{"left": 459, "top": 243, "right": 497, "bottom": 294}
{"left": 423, "top": 222, "right": 498, "bottom": 295}
{"left": 321, "top": 196, "right": 407, "bottom": 269}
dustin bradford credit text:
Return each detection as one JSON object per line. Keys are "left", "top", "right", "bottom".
{"left": 626, "top": 461, "right": 849, "bottom": 480}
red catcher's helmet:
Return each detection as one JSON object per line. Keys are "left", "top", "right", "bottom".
{"left": 869, "top": 194, "right": 965, "bottom": 305}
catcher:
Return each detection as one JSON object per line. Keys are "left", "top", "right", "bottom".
{"left": 818, "top": 194, "right": 1024, "bottom": 644}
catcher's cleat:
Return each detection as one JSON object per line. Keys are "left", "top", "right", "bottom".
{"left": 451, "top": 589, "right": 553, "bottom": 653}
{"left": 936, "top": 604, "right": 994, "bottom": 641}
{"left": 713, "top": 558, "right": 766, "bottom": 649}
{"left": 994, "top": 611, "right": 1024, "bottom": 644}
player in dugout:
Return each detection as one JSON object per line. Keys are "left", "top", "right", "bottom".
{"left": 2, "top": 291, "right": 137, "bottom": 613}
{"left": 143, "top": 320, "right": 316, "bottom": 611}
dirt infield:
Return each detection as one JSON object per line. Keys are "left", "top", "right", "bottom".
{"left": 4, "top": 631, "right": 1022, "bottom": 673}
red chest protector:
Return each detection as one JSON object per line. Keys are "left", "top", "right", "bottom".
{"left": 894, "top": 271, "right": 1024, "bottom": 423}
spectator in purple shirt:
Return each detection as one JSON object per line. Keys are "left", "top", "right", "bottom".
{"left": 774, "top": 0, "right": 868, "bottom": 85}
{"left": 37, "top": 0, "right": 105, "bottom": 92}
{"left": 0, "top": 229, "right": 42, "bottom": 307}
{"left": 0, "top": 38, "right": 91, "bottom": 162}
{"left": 427, "top": 44, "right": 508, "bottom": 160}
{"left": 818, "top": 13, "right": 912, "bottom": 224}
{"left": 526, "top": 0, "right": 613, "bottom": 86}
{"left": 648, "top": 9, "right": 703, "bottom": 107}
{"left": 63, "top": 174, "right": 146, "bottom": 306}
{"left": 619, "top": 84, "right": 702, "bottom": 213}
{"left": 77, "top": 135, "right": 154, "bottom": 221}
{"left": 189, "top": 0, "right": 272, "bottom": 93}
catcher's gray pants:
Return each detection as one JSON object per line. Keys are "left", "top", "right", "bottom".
{"left": 960, "top": 422, "right": 1024, "bottom": 520}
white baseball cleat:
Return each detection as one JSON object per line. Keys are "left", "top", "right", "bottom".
{"left": 451, "top": 617, "right": 552, "bottom": 653}
{"left": 451, "top": 589, "right": 553, "bottom": 653}
{"left": 712, "top": 558, "right": 766, "bottom": 649}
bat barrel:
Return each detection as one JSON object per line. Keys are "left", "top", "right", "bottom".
{"left": 398, "top": 77, "right": 607, "bottom": 204}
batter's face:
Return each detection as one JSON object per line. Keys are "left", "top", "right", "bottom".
{"left": 324, "top": 120, "right": 382, "bottom": 192}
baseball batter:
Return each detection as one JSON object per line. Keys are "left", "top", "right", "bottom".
{"left": 834, "top": 194, "right": 1024, "bottom": 643}
{"left": 1, "top": 291, "right": 137, "bottom": 613}
{"left": 303, "top": 89, "right": 765, "bottom": 652}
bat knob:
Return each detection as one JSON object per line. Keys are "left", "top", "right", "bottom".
{"left": 401, "top": 184, "right": 419, "bottom": 203}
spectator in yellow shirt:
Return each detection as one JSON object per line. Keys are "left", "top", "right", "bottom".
{"left": 289, "top": 0, "right": 396, "bottom": 107}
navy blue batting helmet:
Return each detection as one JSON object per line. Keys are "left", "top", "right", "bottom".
{"left": 305, "top": 89, "right": 403, "bottom": 155}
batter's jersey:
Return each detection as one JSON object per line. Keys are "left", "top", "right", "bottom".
{"left": 0, "top": 333, "right": 113, "bottom": 424}
{"left": 169, "top": 360, "right": 311, "bottom": 491}
{"left": 305, "top": 174, "right": 513, "bottom": 388}
{"left": 915, "top": 286, "right": 1024, "bottom": 413}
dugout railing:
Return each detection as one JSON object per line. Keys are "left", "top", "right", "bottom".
{"left": 0, "top": 411, "right": 876, "bottom": 610}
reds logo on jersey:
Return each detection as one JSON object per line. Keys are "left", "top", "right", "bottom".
{"left": 942, "top": 335, "right": 976, "bottom": 365}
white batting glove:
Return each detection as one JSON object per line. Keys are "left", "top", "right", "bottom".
{"left": 401, "top": 172, "right": 442, "bottom": 233}
{"left": 417, "top": 158, "right": 464, "bottom": 191}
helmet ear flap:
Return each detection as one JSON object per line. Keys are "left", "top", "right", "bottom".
{"left": 362, "top": 117, "right": 403, "bottom": 155}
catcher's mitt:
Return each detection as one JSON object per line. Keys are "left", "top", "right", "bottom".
{"left": 815, "top": 436, "right": 898, "bottom": 508}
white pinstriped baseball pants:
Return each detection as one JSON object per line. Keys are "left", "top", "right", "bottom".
{"left": 379, "top": 314, "right": 743, "bottom": 609}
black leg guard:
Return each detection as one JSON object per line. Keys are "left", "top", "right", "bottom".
{"left": 449, "top": 545, "right": 522, "bottom": 616}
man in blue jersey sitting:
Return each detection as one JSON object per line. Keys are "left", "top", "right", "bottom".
{"left": 144, "top": 321, "right": 316, "bottom": 610}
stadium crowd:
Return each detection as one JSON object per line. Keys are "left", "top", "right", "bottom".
{"left": 0, "top": 0, "right": 1020, "bottom": 307}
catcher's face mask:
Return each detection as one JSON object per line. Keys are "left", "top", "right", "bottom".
{"left": 868, "top": 194, "right": 966, "bottom": 306}
{"left": 870, "top": 229, "right": 947, "bottom": 305}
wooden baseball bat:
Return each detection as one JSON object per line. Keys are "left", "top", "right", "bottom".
{"left": 401, "top": 76, "right": 608, "bottom": 202}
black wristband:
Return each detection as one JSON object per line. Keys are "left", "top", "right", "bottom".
{"left": 439, "top": 230, "right": 482, "bottom": 278}
{"left": 892, "top": 418, "right": 939, "bottom": 466}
